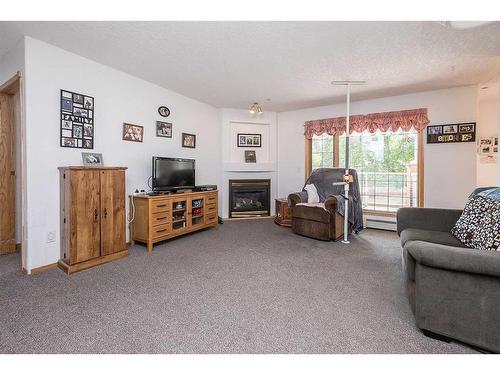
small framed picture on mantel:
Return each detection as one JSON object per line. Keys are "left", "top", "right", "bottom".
{"left": 245, "top": 150, "right": 256, "bottom": 163}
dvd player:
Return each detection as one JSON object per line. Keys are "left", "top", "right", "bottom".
{"left": 194, "top": 185, "right": 217, "bottom": 191}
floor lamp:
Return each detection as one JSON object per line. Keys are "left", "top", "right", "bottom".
{"left": 331, "top": 80, "right": 365, "bottom": 244}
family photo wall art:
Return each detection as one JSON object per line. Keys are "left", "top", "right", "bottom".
{"left": 60, "top": 89, "right": 94, "bottom": 149}
{"left": 426, "top": 122, "right": 476, "bottom": 144}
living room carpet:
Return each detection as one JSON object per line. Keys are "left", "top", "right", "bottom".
{"left": 0, "top": 219, "right": 476, "bottom": 353}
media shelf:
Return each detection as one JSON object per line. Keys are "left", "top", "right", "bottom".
{"left": 130, "top": 190, "right": 218, "bottom": 252}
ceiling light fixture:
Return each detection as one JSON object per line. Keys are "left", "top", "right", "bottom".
{"left": 249, "top": 102, "right": 263, "bottom": 115}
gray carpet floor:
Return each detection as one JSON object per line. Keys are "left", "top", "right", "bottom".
{"left": 0, "top": 219, "right": 476, "bottom": 353}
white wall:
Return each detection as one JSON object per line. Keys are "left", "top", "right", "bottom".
{"left": 476, "top": 82, "right": 499, "bottom": 187}
{"left": 277, "top": 85, "right": 478, "bottom": 209}
{"left": 219, "top": 108, "right": 278, "bottom": 217}
{"left": 23, "top": 37, "right": 221, "bottom": 270}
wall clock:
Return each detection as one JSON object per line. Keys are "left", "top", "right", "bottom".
{"left": 158, "top": 106, "right": 170, "bottom": 117}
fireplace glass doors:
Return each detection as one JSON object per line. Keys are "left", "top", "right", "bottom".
{"left": 229, "top": 179, "right": 270, "bottom": 218}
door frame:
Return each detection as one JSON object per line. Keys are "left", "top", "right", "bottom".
{"left": 0, "top": 72, "right": 25, "bottom": 271}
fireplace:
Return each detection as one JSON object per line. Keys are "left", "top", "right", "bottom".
{"left": 229, "top": 179, "right": 271, "bottom": 218}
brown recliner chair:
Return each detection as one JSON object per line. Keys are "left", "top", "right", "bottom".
{"left": 288, "top": 168, "right": 363, "bottom": 241}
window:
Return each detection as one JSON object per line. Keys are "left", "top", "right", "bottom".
{"left": 306, "top": 130, "right": 422, "bottom": 214}
{"left": 311, "top": 133, "right": 334, "bottom": 169}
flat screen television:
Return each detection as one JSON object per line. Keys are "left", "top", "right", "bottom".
{"left": 152, "top": 157, "right": 195, "bottom": 192}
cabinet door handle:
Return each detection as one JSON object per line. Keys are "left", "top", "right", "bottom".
{"left": 104, "top": 208, "right": 108, "bottom": 219}
{"left": 156, "top": 229, "right": 167, "bottom": 233}
{"left": 93, "top": 209, "right": 98, "bottom": 223}
{"left": 157, "top": 204, "right": 167, "bottom": 208}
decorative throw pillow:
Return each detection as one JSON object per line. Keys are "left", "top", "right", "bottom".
{"left": 304, "top": 184, "right": 320, "bottom": 203}
{"left": 451, "top": 195, "right": 495, "bottom": 247}
{"left": 471, "top": 199, "right": 500, "bottom": 251}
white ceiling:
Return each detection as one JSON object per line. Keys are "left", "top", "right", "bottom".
{"left": 1, "top": 21, "right": 500, "bottom": 111}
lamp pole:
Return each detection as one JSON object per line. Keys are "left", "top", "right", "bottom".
{"left": 331, "top": 80, "right": 365, "bottom": 244}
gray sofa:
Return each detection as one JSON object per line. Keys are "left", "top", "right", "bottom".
{"left": 397, "top": 207, "right": 500, "bottom": 353}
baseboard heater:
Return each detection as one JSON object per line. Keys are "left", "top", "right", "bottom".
{"left": 364, "top": 217, "right": 397, "bottom": 231}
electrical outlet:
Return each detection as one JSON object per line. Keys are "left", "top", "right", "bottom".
{"left": 47, "top": 231, "right": 56, "bottom": 243}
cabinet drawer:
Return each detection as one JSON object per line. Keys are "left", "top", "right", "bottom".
{"left": 151, "top": 199, "right": 171, "bottom": 213}
{"left": 205, "top": 212, "right": 217, "bottom": 224}
{"left": 152, "top": 223, "right": 171, "bottom": 239}
{"left": 206, "top": 202, "right": 217, "bottom": 213}
{"left": 206, "top": 193, "right": 217, "bottom": 203}
{"left": 152, "top": 211, "right": 171, "bottom": 226}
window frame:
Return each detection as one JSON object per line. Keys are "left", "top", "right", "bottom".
{"left": 305, "top": 130, "right": 425, "bottom": 215}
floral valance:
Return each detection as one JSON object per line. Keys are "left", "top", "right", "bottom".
{"left": 304, "top": 108, "right": 430, "bottom": 139}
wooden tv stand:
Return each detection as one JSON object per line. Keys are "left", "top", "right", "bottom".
{"left": 130, "top": 190, "right": 218, "bottom": 252}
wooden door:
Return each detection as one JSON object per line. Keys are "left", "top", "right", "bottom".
{"left": 100, "top": 169, "right": 126, "bottom": 255}
{"left": 0, "top": 93, "right": 16, "bottom": 254}
{"left": 69, "top": 170, "right": 101, "bottom": 264}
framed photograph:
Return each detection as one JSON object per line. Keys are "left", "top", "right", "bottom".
{"left": 156, "top": 121, "right": 172, "bottom": 138}
{"left": 122, "top": 123, "right": 144, "bottom": 142}
{"left": 245, "top": 150, "right": 256, "bottom": 163}
{"left": 459, "top": 123, "right": 475, "bottom": 133}
{"left": 479, "top": 137, "right": 493, "bottom": 146}
{"left": 83, "top": 96, "right": 94, "bottom": 110}
{"left": 443, "top": 125, "right": 458, "bottom": 134}
{"left": 73, "top": 125, "right": 83, "bottom": 138}
{"left": 83, "top": 124, "right": 93, "bottom": 137}
{"left": 61, "top": 89, "right": 94, "bottom": 149}
{"left": 81, "top": 152, "right": 103, "bottom": 166}
{"left": 158, "top": 106, "right": 170, "bottom": 117}
{"left": 61, "top": 137, "right": 77, "bottom": 148}
{"left": 83, "top": 139, "right": 93, "bottom": 149}
{"left": 237, "top": 133, "right": 261, "bottom": 147}
{"left": 61, "top": 98, "right": 73, "bottom": 112}
{"left": 427, "top": 126, "right": 442, "bottom": 135}
{"left": 73, "top": 93, "right": 84, "bottom": 105}
{"left": 182, "top": 133, "right": 196, "bottom": 148}
{"left": 427, "top": 122, "right": 475, "bottom": 144}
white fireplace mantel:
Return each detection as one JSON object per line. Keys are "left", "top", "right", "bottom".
{"left": 222, "top": 162, "right": 277, "bottom": 173}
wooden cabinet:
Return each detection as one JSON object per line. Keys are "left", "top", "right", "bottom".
{"left": 131, "top": 190, "right": 218, "bottom": 252}
{"left": 274, "top": 198, "right": 292, "bottom": 227}
{"left": 58, "top": 167, "right": 128, "bottom": 274}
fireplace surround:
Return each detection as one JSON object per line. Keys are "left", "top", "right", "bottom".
{"left": 229, "top": 179, "right": 271, "bottom": 218}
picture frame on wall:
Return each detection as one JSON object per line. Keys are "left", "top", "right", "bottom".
{"left": 426, "top": 122, "right": 476, "bottom": 144}
{"left": 60, "top": 89, "right": 94, "bottom": 149}
{"left": 182, "top": 133, "right": 196, "bottom": 148}
{"left": 237, "top": 133, "right": 261, "bottom": 147}
{"left": 245, "top": 150, "right": 256, "bottom": 163}
{"left": 156, "top": 121, "right": 172, "bottom": 138}
{"left": 81, "top": 152, "right": 104, "bottom": 166}
{"left": 122, "top": 123, "right": 144, "bottom": 142}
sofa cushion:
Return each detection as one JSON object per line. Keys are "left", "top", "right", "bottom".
{"left": 406, "top": 240, "right": 500, "bottom": 279}
{"left": 451, "top": 195, "right": 495, "bottom": 247}
{"left": 401, "top": 228, "right": 468, "bottom": 248}
{"left": 292, "top": 204, "right": 330, "bottom": 223}
{"left": 471, "top": 199, "right": 500, "bottom": 252}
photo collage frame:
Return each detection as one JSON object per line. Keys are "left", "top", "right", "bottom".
{"left": 426, "top": 122, "right": 476, "bottom": 144}
{"left": 60, "top": 89, "right": 94, "bottom": 149}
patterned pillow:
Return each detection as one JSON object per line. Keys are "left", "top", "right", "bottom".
{"left": 451, "top": 195, "right": 495, "bottom": 247}
{"left": 471, "top": 199, "right": 500, "bottom": 251}
{"left": 477, "top": 187, "right": 500, "bottom": 202}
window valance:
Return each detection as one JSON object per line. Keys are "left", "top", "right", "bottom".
{"left": 304, "top": 108, "right": 430, "bottom": 139}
